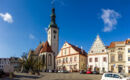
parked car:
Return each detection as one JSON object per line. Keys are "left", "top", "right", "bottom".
{"left": 86, "top": 70, "right": 92, "bottom": 74}
{"left": 80, "top": 70, "right": 86, "bottom": 74}
{"left": 53, "top": 69, "right": 58, "bottom": 73}
{"left": 58, "top": 70, "right": 69, "bottom": 73}
{"left": 92, "top": 71, "right": 99, "bottom": 74}
{"left": 101, "top": 73, "right": 130, "bottom": 80}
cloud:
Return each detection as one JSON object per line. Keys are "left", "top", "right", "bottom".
{"left": 101, "top": 9, "right": 120, "bottom": 32}
{"left": 51, "top": 0, "right": 65, "bottom": 7}
{"left": 29, "top": 34, "right": 35, "bottom": 40}
{"left": 0, "top": 13, "right": 13, "bottom": 23}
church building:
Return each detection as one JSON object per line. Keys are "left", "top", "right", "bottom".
{"left": 29, "top": 7, "right": 59, "bottom": 71}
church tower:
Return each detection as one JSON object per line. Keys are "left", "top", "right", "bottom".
{"left": 47, "top": 8, "right": 59, "bottom": 56}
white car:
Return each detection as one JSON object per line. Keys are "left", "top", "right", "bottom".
{"left": 101, "top": 73, "right": 130, "bottom": 80}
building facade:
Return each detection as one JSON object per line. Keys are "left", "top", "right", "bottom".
{"left": 56, "top": 42, "right": 87, "bottom": 72}
{"left": 125, "top": 39, "right": 130, "bottom": 74}
{"left": 10, "top": 57, "right": 20, "bottom": 72}
{"left": 108, "top": 41, "right": 126, "bottom": 73}
{"left": 88, "top": 35, "right": 108, "bottom": 73}
{"left": 47, "top": 8, "right": 59, "bottom": 57}
{"left": 0, "top": 58, "right": 10, "bottom": 71}
{"left": 39, "top": 41, "right": 55, "bottom": 71}
{"left": 28, "top": 8, "right": 59, "bottom": 71}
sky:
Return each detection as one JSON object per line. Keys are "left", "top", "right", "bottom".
{"left": 0, "top": 0, "right": 130, "bottom": 58}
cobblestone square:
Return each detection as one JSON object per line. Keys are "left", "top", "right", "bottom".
{"left": 8, "top": 72, "right": 102, "bottom": 80}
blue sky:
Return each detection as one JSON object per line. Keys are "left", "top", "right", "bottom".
{"left": 0, "top": 0, "right": 130, "bottom": 58}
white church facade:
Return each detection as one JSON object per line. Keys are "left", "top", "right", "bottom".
{"left": 39, "top": 8, "right": 59, "bottom": 71}
{"left": 29, "top": 8, "right": 59, "bottom": 71}
{"left": 88, "top": 35, "right": 108, "bottom": 73}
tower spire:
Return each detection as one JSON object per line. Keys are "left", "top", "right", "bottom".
{"left": 48, "top": 6, "right": 58, "bottom": 28}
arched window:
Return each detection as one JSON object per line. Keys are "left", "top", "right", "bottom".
{"left": 48, "top": 54, "right": 52, "bottom": 66}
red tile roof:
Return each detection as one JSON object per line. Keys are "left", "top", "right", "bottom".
{"left": 126, "top": 39, "right": 130, "bottom": 44}
{"left": 35, "top": 42, "right": 44, "bottom": 55}
{"left": 40, "top": 41, "right": 53, "bottom": 53}
{"left": 108, "top": 41, "right": 125, "bottom": 48}
{"left": 67, "top": 43, "right": 87, "bottom": 56}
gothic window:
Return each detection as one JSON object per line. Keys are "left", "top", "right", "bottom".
{"left": 48, "top": 54, "right": 52, "bottom": 66}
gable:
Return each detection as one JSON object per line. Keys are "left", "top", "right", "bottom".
{"left": 57, "top": 42, "right": 78, "bottom": 57}
{"left": 89, "top": 35, "right": 106, "bottom": 54}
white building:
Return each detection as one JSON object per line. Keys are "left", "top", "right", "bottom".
{"left": 88, "top": 35, "right": 108, "bottom": 73}
{"left": 125, "top": 39, "right": 130, "bottom": 74}
{"left": 0, "top": 58, "right": 10, "bottom": 71}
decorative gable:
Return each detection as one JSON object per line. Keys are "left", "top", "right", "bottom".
{"left": 57, "top": 42, "right": 87, "bottom": 57}
{"left": 88, "top": 35, "right": 106, "bottom": 54}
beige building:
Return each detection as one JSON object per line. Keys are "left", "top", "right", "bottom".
{"left": 108, "top": 41, "right": 126, "bottom": 73}
{"left": 125, "top": 39, "right": 130, "bottom": 74}
{"left": 56, "top": 42, "right": 87, "bottom": 72}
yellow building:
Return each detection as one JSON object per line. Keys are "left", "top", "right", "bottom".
{"left": 108, "top": 41, "right": 126, "bottom": 73}
{"left": 56, "top": 42, "right": 87, "bottom": 72}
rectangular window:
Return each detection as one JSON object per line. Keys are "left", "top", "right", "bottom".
{"left": 102, "top": 50, "right": 104, "bottom": 52}
{"left": 118, "top": 54, "right": 123, "bottom": 61}
{"left": 111, "top": 50, "right": 114, "bottom": 52}
{"left": 118, "top": 48, "right": 122, "bottom": 50}
{"left": 111, "top": 55, "right": 115, "bottom": 62}
{"left": 128, "top": 57, "right": 130, "bottom": 61}
{"left": 66, "top": 57, "right": 68, "bottom": 63}
{"left": 95, "top": 58, "right": 98, "bottom": 62}
{"left": 74, "top": 57, "right": 77, "bottom": 61}
{"left": 89, "top": 58, "right": 92, "bottom": 62}
{"left": 103, "top": 57, "right": 106, "bottom": 62}
{"left": 128, "top": 67, "right": 130, "bottom": 73}
{"left": 128, "top": 49, "right": 130, "bottom": 53}
{"left": 70, "top": 57, "right": 72, "bottom": 62}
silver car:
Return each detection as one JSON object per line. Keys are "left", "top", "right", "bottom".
{"left": 101, "top": 73, "right": 130, "bottom": 80}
